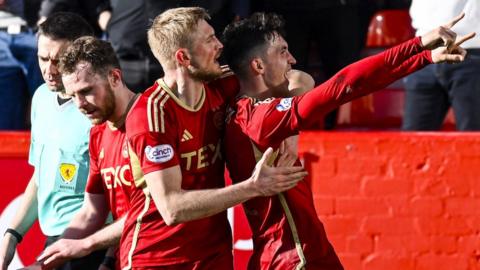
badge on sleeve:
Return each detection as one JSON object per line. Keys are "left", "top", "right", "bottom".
{"left": 145, "top": 144, "right": 174, "bottom": 163}
{"left": 276, "top": 98, "right": 293, "bottom": 111}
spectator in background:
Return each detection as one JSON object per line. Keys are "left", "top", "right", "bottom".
{"left": 257, "top": 0, "right": 364, "bottom": 129}
{"left": 38, "top": 0, "right": 106, "bottom": 36}
{"left": 403, "top": 0, "right": 480, "bottom": 130}
{"left": 0, "top": 12, "right": 106, "bottom": 270}
{"left": 0, "top": 0, "right": 43, "bottom": 129}
{"left": 98, "top": 0, "right": 244, "bottom": 93}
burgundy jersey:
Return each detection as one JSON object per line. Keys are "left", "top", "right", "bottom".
{"left": 225, "top": 37, "right": 432, "bottom": 269}
{"left": 86, "top": 123, "right": 134, "bottom": 220}
{"left": 121, "top": 76, "right": 239, "bottom": 268}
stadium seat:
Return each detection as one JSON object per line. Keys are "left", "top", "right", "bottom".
{"left": 366, "top": 10, "right": 414, "bottom": 48}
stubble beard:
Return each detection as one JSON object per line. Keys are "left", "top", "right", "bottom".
{"left": 187, "top": 56, "right": 223, "bottom": 82}
{"left": 91, "top": 85, "right": 116, "bottom": 125}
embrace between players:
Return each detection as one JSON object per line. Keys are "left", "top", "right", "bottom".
{"left": 8, "top": 7, "right": 476, "bottom": 270}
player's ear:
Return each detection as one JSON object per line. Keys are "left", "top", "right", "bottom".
{"left": 250, "top": 58, "right": 264, "bottom": 75}
{"left": 108, "top": 68, "right": 123, "bottom": 88}
{"left": 175, "top": 48, "right": 191, "bottom": 67}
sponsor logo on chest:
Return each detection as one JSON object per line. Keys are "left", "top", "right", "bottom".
{"left": 180, "top": 139, "right": 222, "bottom": 171}
{"left": 101, "top": 165, "right": 132, "bottom": 189}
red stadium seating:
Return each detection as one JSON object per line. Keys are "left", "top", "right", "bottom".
{"left": 366, "top": 10, "right": 414, "bottom": 48}
{"left": 337, "top": 10, "right": 456, "bottom": 130}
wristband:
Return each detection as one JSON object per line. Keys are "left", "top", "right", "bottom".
{"left": 4, "top": 228, "right": 22, "bottom": 243}
{"left": 102, "top": 256, "right": 116, "bottom": 269}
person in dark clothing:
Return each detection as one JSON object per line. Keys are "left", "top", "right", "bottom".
{"left": 0, "top": 0, "right": 43, "bottom": 129}
{"left": 100, "top": 0, "right": 240, "bottom": 93}
{"left": 38, "top": 0, "right": 106, "bottom": 36}
{"left": 256, "top": 0, "right": 364, "bottom": 129}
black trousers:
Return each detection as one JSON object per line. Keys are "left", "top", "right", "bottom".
{"left": 403, "top": 49, "right": 480, "bottom": 131}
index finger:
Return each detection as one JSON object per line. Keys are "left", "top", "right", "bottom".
{"left": 272, "top": 166, "right": 306, "bottom": 175}
{"left": 444, "top": 12, "right": 465, "bottom": 29}
{"left": 454, "top": 32, "right": 476, "bottom": 47}
{"left": 36, "top": 248, "right": 54, "bottom": 262}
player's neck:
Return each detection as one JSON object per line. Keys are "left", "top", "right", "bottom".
{"left": 239, "top": 77, "right": 273, "bottom": 100}
{"left": 107, "top": 86, "right": 136, "bottom": 129}
{"left": 164, "top": 70, "right": 204, "bottom": 109}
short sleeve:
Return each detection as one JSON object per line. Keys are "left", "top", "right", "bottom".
{"left": 85, "top": 132, "right": 104, "bottom": 194}
{"left": 28, "top": 91, "right": 40, "bottom": 167}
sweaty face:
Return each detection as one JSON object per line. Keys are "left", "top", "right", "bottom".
{"left": 37, "top": 35, "right": 70, "bottom": 92}
{"left": 187, "top": 19, "right": 224, "bottom": 82}
{"left": 62, "top": 62, "right": 116, "bottom": 125}
{"left": 261, "top": 34, "right": 297, "bottom": 90}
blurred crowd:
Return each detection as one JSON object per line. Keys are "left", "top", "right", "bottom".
{"left": 5, "top": 0, "right": 479, "bottom": 131}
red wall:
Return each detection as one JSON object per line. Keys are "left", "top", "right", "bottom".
{"left": 298, "top": 132, "right": 480, "bottom": 270}
{"left": 2, "top": 132, "right": 480, "bottom": 269}
{"left": 0, "top": 132, "right": 44, "bottom": 267}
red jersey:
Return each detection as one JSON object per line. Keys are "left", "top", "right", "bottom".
{"left": 224, "top": 37, "right": 432, "bottom": 269}
{"left": 86, "top": 123, "right": 134, "bottom": 220}
{"left": 121, "top": 77, "right": 239, "bottom": 268}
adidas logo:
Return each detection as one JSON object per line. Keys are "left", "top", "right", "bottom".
{"left": 181, "top": 129, "right": 193, "bottom": 142}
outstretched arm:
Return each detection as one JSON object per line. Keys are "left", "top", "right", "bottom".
{"left": 295, "top": 13, "right": 474, "bottom": 127}
{"left": 246, "top": 13, "right": 475, "bottom": 147}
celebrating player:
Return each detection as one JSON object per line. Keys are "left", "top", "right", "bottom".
{"left": 221, "top": 12, "right": 474, "bottom": 269}
{"left": 121, "top": 7, "right": 307, "bottom": 269}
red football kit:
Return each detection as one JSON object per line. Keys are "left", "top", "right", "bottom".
{"left": 86, "top": 121, "right": 135, "bottom": 270}
{"left": 224, "top": 37, "right": 432, "bottom": 270}
{"left": 86, "top": 122, "right": 134, "bottom": 220}
{"left": 121, "top": 77, "right": 238, "bottom": 269}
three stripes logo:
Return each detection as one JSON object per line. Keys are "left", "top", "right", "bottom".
{"left": 181, "top": 129, "right": 193, "bottom": 142}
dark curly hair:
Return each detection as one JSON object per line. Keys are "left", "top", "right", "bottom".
{"left": 59, "top": 36, "right": 120, "bottom": 78}
{"left": 222, "top": 13, "right": 286, "bottom": 78}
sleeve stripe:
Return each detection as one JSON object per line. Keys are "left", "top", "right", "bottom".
{"left": 159, "top": 95, "right": 170, "bottom": 134}
{"left": 153, "top": 91, "right": 166, "bottom": 133}
{"left": 147, "top": 86, "right": 166, "bottom": 133}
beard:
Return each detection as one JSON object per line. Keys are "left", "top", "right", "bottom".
{"left": 90, "top": 84, "right": 116, "bottom": 125}
{"left": 187, "top": 58, "right": 223, "bottom": 82}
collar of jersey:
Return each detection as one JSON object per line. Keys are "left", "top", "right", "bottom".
{"left": 157, "top": 78, "right": 205, "bottom": 112}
